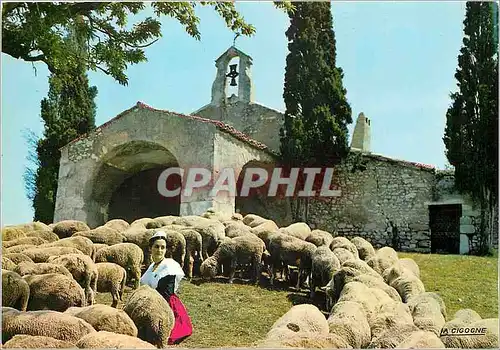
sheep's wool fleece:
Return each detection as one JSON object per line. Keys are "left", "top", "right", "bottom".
{"left": 140, "top": 258, "right": 184, "bottom": 293}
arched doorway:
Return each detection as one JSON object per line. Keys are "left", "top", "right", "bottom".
{"left": 91, "top": 141, "right": 181, "bottom": 225}
{"left": 108, "top": 166, "right": 181, "bottom": 222}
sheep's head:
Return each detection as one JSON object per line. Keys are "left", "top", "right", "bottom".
{"left": 200, "top": 256, "right": 219, "bottom": 280}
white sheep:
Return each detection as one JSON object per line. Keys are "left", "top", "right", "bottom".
{"left": 123, "top": 285, "right": 175, "bottom": 348}
{"left": 96, "top": 262, "right": 127, "bottom": 308}
{"left": 23, "top": 273, "right": 86, "bottom": 311}
{"left": 64, "top": 304, "right": 138, "bottom": 337}
{"left": 2, "top": 307, "right": 96, "bottom": 343}
{"left": 94, "top": 243, "right": 144, "bottom": 289}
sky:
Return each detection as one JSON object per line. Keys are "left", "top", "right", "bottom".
{"left": 1, "top": 1, "right": 467, "bottom": 226}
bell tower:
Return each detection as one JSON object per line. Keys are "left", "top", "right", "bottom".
{"left": 210, "top": 46, "right": 254, "bottom": 106}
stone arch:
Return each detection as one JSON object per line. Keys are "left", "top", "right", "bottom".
{"left": 89, "top": 140, "right": 181, "bottom": 225}
{"left": 235, "top": 160, "right": 291, "bottom": 227}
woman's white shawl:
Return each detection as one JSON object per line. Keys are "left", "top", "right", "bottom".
{"left": 140, "top": 258, "right": 185, "bottom": 293}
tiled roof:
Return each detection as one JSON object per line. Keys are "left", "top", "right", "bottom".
{"left": 353, "top": 149, "right": 436, "bottom": 171}
{"left": 61, "top": 101, "right": 276, "bottom": 156}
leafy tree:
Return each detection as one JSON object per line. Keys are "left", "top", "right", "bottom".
{"left": 2, "top": 1, "right": 293, "bottom": 85}
{"left": 24, "top": 26, "right": 98, "bottom": 223}
{"left": 443, "top": 2, "right": 498, "bottom": 255}
{"left": 279, "top": 2, "right": 352, "bottom": 221}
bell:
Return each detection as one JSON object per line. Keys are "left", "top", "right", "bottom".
{"left": 226, "top": 63, "right": 239, "bottom": 87}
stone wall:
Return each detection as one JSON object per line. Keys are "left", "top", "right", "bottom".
{"left": 212, "top": 130, "right": 276, "bottom": 215}
{"left": 306, "top": 151, "right": 436, "bottom": 251}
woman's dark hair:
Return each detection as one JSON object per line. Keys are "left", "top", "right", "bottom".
{"left": 148, "top": 236, "right": 168, "bottom": 249}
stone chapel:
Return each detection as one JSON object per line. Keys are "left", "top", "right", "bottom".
{"left": 54, "top": 46, "right": 497, "bottom": 255}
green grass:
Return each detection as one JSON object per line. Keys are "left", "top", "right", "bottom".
{"left": 95, "top": 252, "right": 498, "bottom": 347}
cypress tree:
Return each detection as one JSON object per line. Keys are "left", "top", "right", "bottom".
{"left": 280, "top": 2, "right": 352, "bottom": 220}
{"left": 443, "top": 2, "right": 498, "bottom": 254}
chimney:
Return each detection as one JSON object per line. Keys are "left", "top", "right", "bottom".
{"left": 350, "top": 112, "right": 371, "bottom": 152}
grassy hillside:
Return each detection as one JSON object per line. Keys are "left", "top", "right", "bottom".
{"left": 95, "top": 252, "right": 498, "bottom": 348}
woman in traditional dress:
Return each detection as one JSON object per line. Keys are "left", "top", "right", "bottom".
{"left": 140, "top": 230, "right": 193, "bottom": 345}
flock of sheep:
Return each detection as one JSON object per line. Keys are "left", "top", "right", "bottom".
{"left": 1, "top": 209, "right": 499, "bottom": 348}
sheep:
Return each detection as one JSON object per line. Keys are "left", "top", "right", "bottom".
{"left": 324, "top": 261, "right": 383, "bottom": 307}
{"left": 96, "top": 262, "right": 127, "bottom": 308}
{"left": 14, "top": 261, "right": 74, "bottom": 279}
{"left": 453, "top": 308, "right": 483, "bottom": 323}
{"left": 201, "top": 208, "right": 234, "bottom": 222}
{"left": 47, "top": 254, "right": 98, "bottom": 305}
{"left": 3, "top": 256, "right": 17, "bottom": 270}
{"left": 342, "top": 258, "right": 381, "bottom": 277}
{"left": 368, "top": 323, "right": 423, "bottom": 348}
{"left": 309, "top": 246, "right": 341, "bottom": 299}
{"left": 104, "top": 218, "right": 130, "bottom": 232}
{"left": 179, "top": 228, "right": 203, "bottom": 278}
{"left": 21, "top": 246, "right": 85, "bottom": 263}
{"left": 407, "top": 296, "right": 446, "bottom": 337}
{"left": 225, "top": 221, "right": 253, "bottom": 238}
{"left": 76, "top": 331, "right": 157, "bottom": 349}
{"left": 2, "top": 236, "right": 48, "bottom": 249}
{"left": 173, "top": 216, "right": 226, "bottom": 260}
{"left": 2, "top": 334, "right": 76, "bottom": 348}
{"left": 267, "top": 232, "right": 317, "bottom": 289}
{"left": 2, "top": 226, "right": 27, "bottom": 241}
{"left": 351, "top": 274, "right": 402, "bottom": 302}
{"left": 5, "top": 244, "right": 37, "bottom": 254}
{"left": 330, "top": 237, "right": 359, "bottom": 259}
{"left": 3, "top": 252, "right": 35, "bottom": 265}
{"left": 64, "top": 304, "right": 138, "bottom": 337}
{"left": 305, "top": 229, "right": 334, "bottom": 247}
{"left": 279, "top": 222, "right": 312, "bottom": 240}
{"left": 335, "top": 282, "right": 393, "bottom": 324}
{"left": 120, "top": 226, "right": 153, "bottom": 267}
{"left": 389, "top": 273, "right": 426, "bottom": 302}
{"left": 123, "top": 285, "right": 175, "bottom": 348}
{"left": 242, "top": 213, "right": 268, "bottom": 227}
{"left": 440, "top": 318, "right": 499, "bottom": 348}
{"left": 130, "top": 217, "right": 155, "bottom": 228}
{"left": 268, "top": 304, "right": 329, "bottom": 335}
{"left": 332, "top": 247, "right": 356, "bottom": 264}
{"left": 52, "top": 220, "right": 91, "bottom": 239}
{"left": 200, "top": 234, "right": 266, "bottom": 284}
{"left": 23, "top": 273, "right": 86, "bottom": 311}
{"left": 395, "top": 330, "right": 446, "bottom": 348}
{"left": 250, "top": 219, "right": 280, "bottom": 248}
{"left": 2, "top": 269, "right": 30, "bottom": 311}
{"left": 25, "top": 229, "right": 60, "bottom": 242}
{"left": 73, "top": 226, "right": 125, "bottom": 245}
{"left": 7, "top": 221, "right": 51, "bottom": 233}
{"left": 399, "top": 257, "right": 421, "bottom": 278}
{"left": 258, "top": 331, "right": 351, "bottom": 348}
{"left": 327, "top": 301, "right": 371, "bottom": 348}
{"left": 407, "top": 292, "right": 447, "bottom": 320}
{"left": 41, "top": 236, "right": 95, "bottom": 260}
{"left": 350, "top": 236, "right": 376, "bottom": 261}
{"left": 369, "top": 301, "right": 415, "bottom": 341}
{"left": 146, "top": 216, "right": 178, "bottom": 229}
{"left": 94, "top": 243, "right": 144, "bottom": 289}
{"left": 2, "top": 307, "right": 96, "bottom": 343}
{"left": 366, "top": 246, "right": 399, "bottom": 275}
{"left": 93, "top": 243, "right": 109, "bottom": 254}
